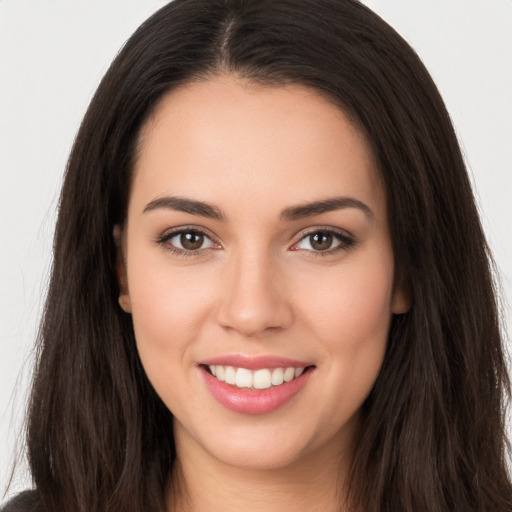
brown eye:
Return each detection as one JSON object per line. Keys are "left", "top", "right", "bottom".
{"left": 292, "top": 229, "right": 354, "bottom": 254}
{"left": 309, "top": 232, "right": 333, "bottom": 251}
{"left": 162, "top": 229, "right": 217, "bottom": 252}
{"left": 180, "top": 232, "right": 204, "bottom": 250}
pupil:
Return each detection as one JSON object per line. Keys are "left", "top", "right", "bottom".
{"left": 181, "top": 232, "right": 203, "bottom": 250}
{"left": 311, "top": 232, "right": 332, "bottom": 251}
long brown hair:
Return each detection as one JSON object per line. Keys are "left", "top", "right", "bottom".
{"left": 10, "top": 0, "right": 512, "bottom": 510}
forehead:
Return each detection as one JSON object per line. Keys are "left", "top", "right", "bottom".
{"left": 130, "top": 75, "right": 384, "bottom": 218}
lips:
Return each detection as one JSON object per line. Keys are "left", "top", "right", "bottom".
{"left": 199, "top": 355, "right": 314, "bottom": 414}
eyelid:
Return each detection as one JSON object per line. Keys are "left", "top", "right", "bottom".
{"left": 155, "top": 224, "right": 355, "bottom": 256}
{"left": 155, "top": 225, "right": 222, "bottom": 253}
{"left": 289, "top": 226, "right": 356, "bottom": 253}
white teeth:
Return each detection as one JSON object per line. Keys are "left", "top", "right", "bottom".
{"left": 216, "top": 365, "right": 225, "bottom": 382}
{"left": 225, "top": 366, "right": 236, "bottom": 385}
{"left": 253, "top": 369, "right": 272, "bottom": 390}
{"left": 283, "top": 367, "right": 295, "bottom": 382}
{"left": 207, "top": 365, "right": 306, "bottom": 389}
{"left": 271, "top": 367, "right": 284, "bottom": 386}
{"left": 235, "top": 368, "right": 253, "bottom": 388}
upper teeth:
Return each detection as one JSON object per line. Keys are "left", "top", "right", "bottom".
{"left": 208, "top": 365, "right": 305, "bottom": 390}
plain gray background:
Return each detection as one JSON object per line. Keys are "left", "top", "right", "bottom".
{"left": 1, "top": 0, "right": 511, "bottom": 497}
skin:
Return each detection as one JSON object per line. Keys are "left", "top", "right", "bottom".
{"left": 116, "top": 75, "right": 409, "bottom": 511}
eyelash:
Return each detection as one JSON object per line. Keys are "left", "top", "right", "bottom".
{"left": 155, "top": 226, "right": 356, "bottom": 257}
{"left": 291, "top": 227, "right": 356, "bottom": 257}
{"left": 155, "top": 226, "right": 220, "bottom": 258}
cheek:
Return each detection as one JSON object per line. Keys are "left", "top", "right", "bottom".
{"left": 303, "top": 258, "right": 394, "bottom": 335}
{"left": 297, "top": 256, "right": 394, "bottom": 394}
{"left": 126, "top": 252, "right": 216, "bottom": 375}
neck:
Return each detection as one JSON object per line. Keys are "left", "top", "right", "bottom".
{"left": 166, "top": 421, "right": 356, "bottom": 512}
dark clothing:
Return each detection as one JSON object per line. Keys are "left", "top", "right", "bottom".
{"left": 1, "top": 491, "right": 43, "bottom": 512}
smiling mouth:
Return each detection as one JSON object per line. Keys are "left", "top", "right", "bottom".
{"left": 203, "top": 365, "right": 314, "bottom": 390}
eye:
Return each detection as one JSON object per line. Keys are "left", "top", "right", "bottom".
{"left": 157, "top": 228, "right": 219, "bottom": 253}
{"left": 292, "top": 229, "right": 355, "bottom": 254}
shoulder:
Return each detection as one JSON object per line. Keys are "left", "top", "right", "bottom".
{"left": 1, "top": 490, "right": 43, "bottom": 512}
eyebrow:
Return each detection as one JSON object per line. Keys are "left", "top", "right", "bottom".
{"left": 280, "top": 196, "right": 374, "bottom": 221}
{"left": 143, "top": 195, "right": 373, "bottom": 221}
{"left": 143, "top": 196, "right": 225, "bottom": 220}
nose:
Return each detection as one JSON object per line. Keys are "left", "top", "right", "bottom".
{"left": 216, "top": 248, "right": 294, "bottom": 337}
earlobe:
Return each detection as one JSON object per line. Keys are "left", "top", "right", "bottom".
{"left": 118, "top": 294, "right": 132, "bottom": 313}
{"left": 113, "top": 225, "right": 132, "bottom": 314}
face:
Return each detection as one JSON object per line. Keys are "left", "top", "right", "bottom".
{"left": 117, "top": 75, "right": 408, "bottom": 471}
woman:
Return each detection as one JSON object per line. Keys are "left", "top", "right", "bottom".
{"left": 2, "top": 0, "right": 511, "bottom": 510}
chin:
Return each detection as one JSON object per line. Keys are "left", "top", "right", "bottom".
{"left": 177, "top": 411, "right": 351, "bottom": 474}
{"left": 210, "top": 440, "right": 310, "bottom": 471}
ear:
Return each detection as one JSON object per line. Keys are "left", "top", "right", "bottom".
{"left": 391, "top": 275, "right": 411, "bottom": 315}
{"left": 113, "top": 225, "right": 131, "bottom": 313}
